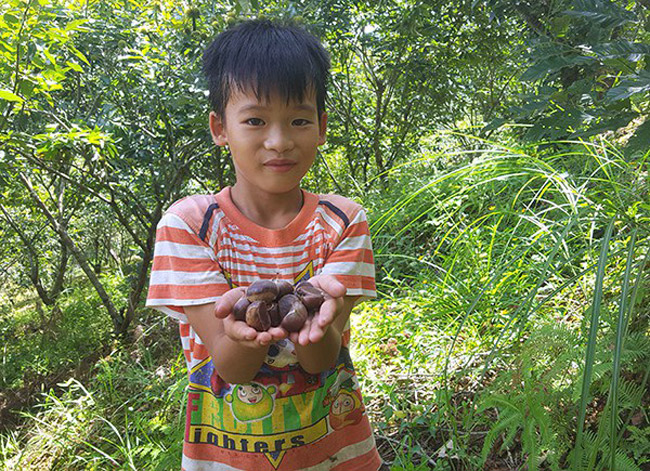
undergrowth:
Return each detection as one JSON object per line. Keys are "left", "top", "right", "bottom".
{"left": 1, "top": 136, "right": 648, "bottom": 470}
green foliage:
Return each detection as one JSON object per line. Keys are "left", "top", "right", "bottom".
{"left": 0, "top": 1, "right": 648, "bottom": 470}
{"left": 483, "top": 0, "right": 650, "bottom": 153}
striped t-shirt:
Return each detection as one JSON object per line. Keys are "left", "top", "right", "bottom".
{"left": 146, "top": 186, "right": 382, "bottom": 471}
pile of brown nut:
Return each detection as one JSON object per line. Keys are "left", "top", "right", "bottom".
{"left": 233, "top": 280, "right": 326, "bottom": 332}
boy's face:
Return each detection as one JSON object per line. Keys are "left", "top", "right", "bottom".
{"left": 209, "top": 87, "right": 327, "bottom": 197}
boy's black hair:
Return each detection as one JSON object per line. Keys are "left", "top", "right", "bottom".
{"left": 202, "top": 19, "right": 331, "bottom": 119}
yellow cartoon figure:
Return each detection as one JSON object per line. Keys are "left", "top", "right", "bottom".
{"left": 225, "top": 383, "right": 276, "bottom": 422}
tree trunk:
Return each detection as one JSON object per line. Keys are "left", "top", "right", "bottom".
{"left": 19, "top": 172, "right": 125, "bottom": 332}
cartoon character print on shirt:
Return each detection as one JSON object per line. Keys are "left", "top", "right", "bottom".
{"left": 323, "top": 367, "right": 365, "bottom": 431}
{"left": 225, "top": 382, "right": 277, "bottom": 422}
{"left": 265, "top": 339, "right": 298, "bottom": 368}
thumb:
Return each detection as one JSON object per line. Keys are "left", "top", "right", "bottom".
{"left": 215, "top": 287, "right": 246, "bottom": 319}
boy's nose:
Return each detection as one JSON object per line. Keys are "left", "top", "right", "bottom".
{"left": 264, "top": 126, "right": 294, "bottom": 153}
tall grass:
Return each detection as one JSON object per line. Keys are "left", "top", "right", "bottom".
{"left": 361, "top": 134, "right": 649, "bottom": 468}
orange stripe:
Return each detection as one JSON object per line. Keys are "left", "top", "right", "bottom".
{"left": 148, "top": 283, "right": 229, "bottom": 300}
{"left": 326, "top": 248, "right": 374, "bottom": 264}
{"left": 218, "top": 256, "right": 320, "bottom": 272}
{"left": 331, "top": 275, "right": 375, "bottom": 291}
{"left": 192, "top": 342, "right": 210, "bottom": 360}
{"left": 277, "top": 420, "right": 375, "bottom": 469}
{"left": 343, "top": 221, "right": 371, "bottom": 239}
{"left": 156, "top": 225, "right": 207, "bottom": 245}
{"left": 152, "top": 255, "right": 218, "bottom": 272}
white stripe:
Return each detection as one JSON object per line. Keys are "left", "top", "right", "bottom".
{"left": 158, "top": 213, "right": 195, "bottom": 232}
{"left": 222, "top": 258, "right": 325, "bottom": 277}
{"left": 147, "top": 305, "right": 188, "bottom": 322}
{"left": 154, "top": 240, "right": 215, "bottom": 260}
{"left": 300, "top": 434, "right": 378, "bottom": 471}
{"left": 333, "top": 235, "right": 372, "bottom": 251}
{"left": 150, "top": 269, "right": 226, "bottom": 286}
{"left": 219, "top": 232, "right": 325, "bottom": 256}
{"left": 320, "top": 261, "right": 375, "bottom": 278}
{"left": 350, "top": 209, "right": 368, "bottom": 225}
{"left": 179, "top": 434, "right": 378, "bottom": 471}
{"left": 208, "top": 211, "right": 226, "bottom": 247}
{"left": 218, "top": 247, "right": 322, "bottom": 266}
{"left": 315, "top": 206, "right": 344, "bottom": 235}
{"left": 146, "top": 296, "right": 220, "bottom": 307}
{"left": 346, "top": 288, "right": 376, "bottom": 299}
{"left": 226, "top": 230, "right": 262, "bottom": 244}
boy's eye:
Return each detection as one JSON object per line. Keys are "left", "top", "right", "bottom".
{"left": 245, "top": 118, "right": 264, "bottom": 126}
{"left": 292, "top": 118, "right": 310, "bottom": 126}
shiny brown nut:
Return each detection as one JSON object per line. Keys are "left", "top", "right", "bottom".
{"left": 246, "top": 280, "right": 279, "bottom": 303}
{"left": 233, "top": 297, "right": 250, "bottom": 322}
{"left": 295, "top": 281, "right": 325, "bottom": 313}
{"left": 274, "top": 279, "right": 294, "bottom": 298}
{"left": 278, "top": 294, "right": 299, "bottom": 317}
{"left": 268, "top": 302, "right": 281, "bottom": 327}
{"left": 278, "top": 294, "right": 308, "bottom": 332}
{"left": 246, "top": 301, "right": 271, "bottom": 331}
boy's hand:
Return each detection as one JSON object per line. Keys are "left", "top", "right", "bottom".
{"left": 215, "top": 287, "right": 288, "bottom": 348}
{"left": 290, "top": 275, "right": 346, "bottom": 346}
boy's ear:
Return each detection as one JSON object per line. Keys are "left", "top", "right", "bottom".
{"left": 318, "top": 112, "right": 327, "bottom": 145}
{"left": 209, "top": 111, "right": 228, "bottom": 146}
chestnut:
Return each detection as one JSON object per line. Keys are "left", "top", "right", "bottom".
{"left": 274, "top": 279, "right": 294, "bottom": 298}
{"left": 278, "top": 294, "right": 308, "bottom": 332}
{"left": 233, "top": 296, "right": 250, "bottom": 322}
{"left": 268, "top": 302, "right": 282, "bottom": 327}
{"left": 246, "top": 300, "right": 271, "bottom": 332}
{"left": 246, "top": 280, "right": 278, "bottom": 303}
{"left": 295, "top": 281, "right": 325, "bottom": 313}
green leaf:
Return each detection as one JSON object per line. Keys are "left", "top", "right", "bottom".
{"left": 573, "top": 217, "right": 615, "bottom": 470}
{"left": 3, "top": 13, "right": 19, "bottom": 25}
{"left": 69, "top": 45, "right": 90, "bottom": 66}
{"left": 625, "top": 119, "right": 650, "bottom": 157}
{"left": 65, "top": 19, "right": 90, "bottom": 32}
{"left": 521, "top": 55, "right": 594, "bottom": 82}
{"left": 0, "top": 89, "right": 23, "bottom": 102}
{"left": 606, "top": 71, "right": 650, "bottom": 102}
{"left": 564, "top": 4, "right": 637, "bottom": 29}
{"left": 590, "top": 41, "right": 650, "bottom": 61}
{"left": 66, "top": 60, "right": 83, "bottom": 72}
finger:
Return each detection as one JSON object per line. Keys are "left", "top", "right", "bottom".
{"left": 315, "top": 297, "right": 341, "bottom": 328}
{"left": 309, "top": 275, "right": 346, "bottom": 299}
{"left": 224, "top": 315, "right": 257, "bottom": 341}
{"left": 268, "top": 326, "right": 288, "bottom": 342}
{"left": 215, "top": 288, "right": 246, "bottom": 318}
{"left": 298, "top": 318, "right": 313, "bottom": 346}
{"left": 255, "top": 331, "right": 273, "bottom": 346}
{"left": 308, "top": 319, "right": 326, "bottom": 344}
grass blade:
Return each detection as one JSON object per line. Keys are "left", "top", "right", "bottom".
{"left": 609, "top": 228, "right": 637, "bottom": 471}
{"left": 573, "top": 217, "right": 616, "bottom": 470}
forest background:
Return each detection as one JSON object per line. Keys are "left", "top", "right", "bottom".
{"left": 0, "top": 0, "right": 649, "bottom": 469}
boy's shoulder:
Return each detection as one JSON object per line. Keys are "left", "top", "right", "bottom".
{"left": 163, "top": 194, "right": 218, "bottom": 232}
{"left": 316, "top": 192, "right": 366, "bottom": 222}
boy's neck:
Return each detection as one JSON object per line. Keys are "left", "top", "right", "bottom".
{"left": 230, "top": 184, "right": 304, "bottom": 230}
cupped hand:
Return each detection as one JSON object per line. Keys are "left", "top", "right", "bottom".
{"left": 289, "top": 275, "right": 346, "bottom": 346}
{"left": 215, "top": 286, "right": 288, "bottom": 348}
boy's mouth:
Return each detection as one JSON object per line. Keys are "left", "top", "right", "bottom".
{"left": 264, "top": 159, "right": 296, "bottom": 172}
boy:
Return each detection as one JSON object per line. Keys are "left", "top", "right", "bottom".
{"left": 146, "top": 19, "right": 383, "bottom": 470}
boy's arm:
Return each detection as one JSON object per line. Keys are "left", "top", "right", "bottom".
{"left": 184, "top": 299, "right": 271, "bottom": 384}
{"left": 293, "top": 294, "right": 359, "bottom": 374}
